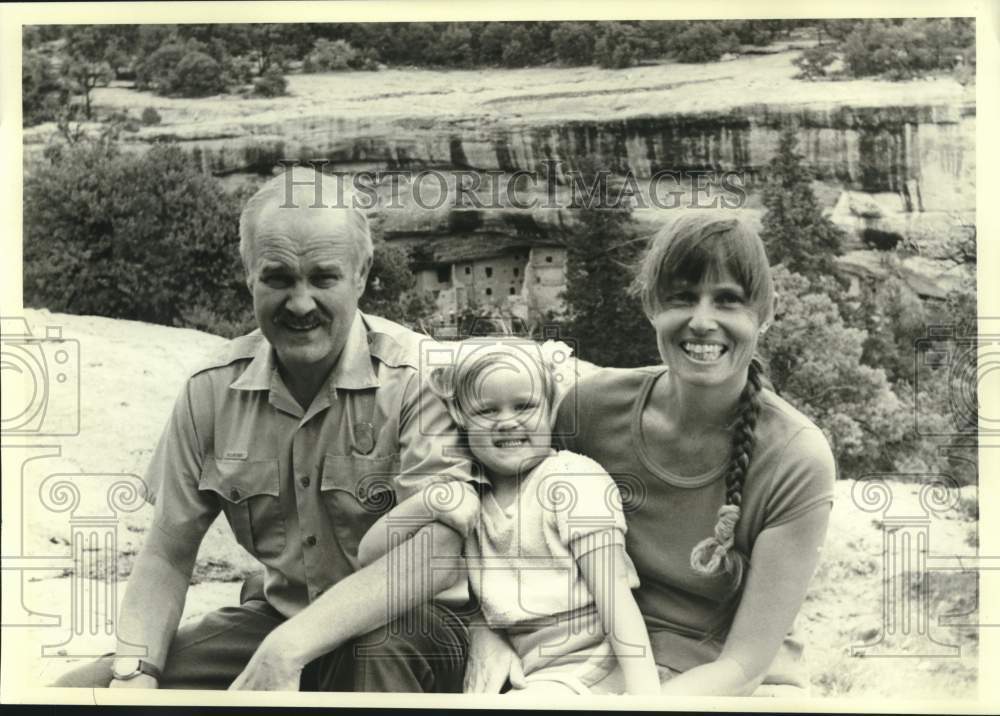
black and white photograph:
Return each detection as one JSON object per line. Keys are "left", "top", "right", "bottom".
{"left": 1, "top": 1, "right": 996, "bottom": 711}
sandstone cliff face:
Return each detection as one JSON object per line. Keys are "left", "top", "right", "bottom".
{"left": 187, "top": 104, "right": 975, "bottom": 301}
{"left": 26, "top": 52, "right": 974, "bottom": 302}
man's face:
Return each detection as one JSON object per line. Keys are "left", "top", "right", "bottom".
{"left": 247, "top": 204, "right": 369, "bottom": 384}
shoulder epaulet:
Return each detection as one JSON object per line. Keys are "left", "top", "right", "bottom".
{"left": 361, "top": 313, "right": 426, "bottom": 370}
{"left": 190, "top": 330, "right": 264, "bottom": 377}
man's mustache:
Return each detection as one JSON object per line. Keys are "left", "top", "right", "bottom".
{"left": 275, "top": 310, "right": 329, "bottom": 326}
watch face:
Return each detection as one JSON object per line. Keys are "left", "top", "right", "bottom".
{"left": 112, "top": 657, "right": 140, "bottom": 678}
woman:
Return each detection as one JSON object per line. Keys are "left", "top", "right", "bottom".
{"left": 554, "top": 211, "right": 836, "bottom": 696}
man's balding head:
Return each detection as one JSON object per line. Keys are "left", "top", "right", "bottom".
{"left": 239, "top": 167, "right": 373, "bottom": 281}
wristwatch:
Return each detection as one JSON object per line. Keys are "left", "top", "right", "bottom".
{"left": 111, "top": 657, "right": 163, "bottom": 681}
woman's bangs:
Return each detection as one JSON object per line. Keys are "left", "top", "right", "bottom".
{"left": 655, "top": 229, "right": 759, "bottom": 307}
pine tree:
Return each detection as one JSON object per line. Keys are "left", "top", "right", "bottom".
{"left": 760, "top": 127, "right": 845, "bottom": 281}
{"left": 561, "top": 166, "right": 660, "bottom": 368}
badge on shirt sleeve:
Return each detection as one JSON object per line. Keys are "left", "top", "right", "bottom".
{"left": 353, "top": 422, "right": 376, "bottom": 455}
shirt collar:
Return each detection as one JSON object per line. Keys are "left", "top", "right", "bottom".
{"left": 229, "top": 336, "right": 274, "bottom": 391}
{"left": 327, "top": 311, "right": 380, "bottom": 392}
{"left": 229, "top": 311, "right": 379, "bottom": 394}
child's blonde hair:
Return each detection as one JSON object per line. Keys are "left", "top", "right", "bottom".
{"left": 427, "top": 339, "right": 559, "bottom": 433}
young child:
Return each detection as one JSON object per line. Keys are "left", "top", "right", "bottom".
{"left": 357, "top": 339, "right": 659, "bottom": 695}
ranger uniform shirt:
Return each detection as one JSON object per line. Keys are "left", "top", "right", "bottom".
{"left": 145, "top": 311, "right": 476, "bottom": 617}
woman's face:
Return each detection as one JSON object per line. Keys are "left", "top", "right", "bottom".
{"left": 650, "top": 267, "right": 764, "bottom": 391}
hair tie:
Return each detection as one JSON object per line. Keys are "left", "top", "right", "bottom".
{"left": 690, "top": 504, "right": 741, "bottom": 575}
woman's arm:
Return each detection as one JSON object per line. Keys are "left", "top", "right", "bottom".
{"left": 578, "top": 542, "right": 660, "bottom": 694}
{"left": 658, "top": 505, "right": 831, "bottom": 695}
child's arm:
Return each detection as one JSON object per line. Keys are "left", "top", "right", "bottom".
{"left": 577, "top": 542, "right": 660, "bottom": 695}
{"left": 357, "top": 481, "right": 480, "bottom": 567}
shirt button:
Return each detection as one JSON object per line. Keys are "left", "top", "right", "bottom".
{"left": 305, "top": 535, "right": 317, "bottom": 547}
{"left": 299, "top": 475, "right": 311, "bottom": 488}
{"left": 229, "top": 488, "right": 240, "bottom": 501}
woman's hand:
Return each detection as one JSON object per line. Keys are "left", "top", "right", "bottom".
{"left": 659, "top": 505, "right": 831, "bottom": 696}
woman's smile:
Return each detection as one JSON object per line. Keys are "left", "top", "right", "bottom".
{"left": 652, "top": 270, "right": 761, "bottom": 390}
{"left": 679, "top": 340, "right": 729, "bottom": 363}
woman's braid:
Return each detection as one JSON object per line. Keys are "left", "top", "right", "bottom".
{"left": 690, "top": 357, "right": 764, "bottom": 590}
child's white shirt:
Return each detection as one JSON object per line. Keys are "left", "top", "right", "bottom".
{"left": 466, "top": 449, "right": 640, "bottom": 627}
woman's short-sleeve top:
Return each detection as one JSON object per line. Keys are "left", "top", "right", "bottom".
{"left": 555, "top": 366, "right": 836, "bottom": 686}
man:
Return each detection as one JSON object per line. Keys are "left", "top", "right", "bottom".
{"left": 55, "top": 167, "right": 478, "bottom": 692}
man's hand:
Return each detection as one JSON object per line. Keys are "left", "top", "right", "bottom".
{"left": 228, "top": 633, "right": 305, "bottom": 691}
{"left": 109, "top": 674, "right": 158, "bottom": 689}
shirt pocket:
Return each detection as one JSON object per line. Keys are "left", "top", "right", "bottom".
{"left": 321, "top": 453, "right": 398, "bottom": 560}
{"left": 199, "top": 457, "right": 285, "bottom": 560}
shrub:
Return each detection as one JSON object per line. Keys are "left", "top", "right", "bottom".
{"left": 551, "top": 23, "right": 596, "bottom": 66}
{"left": 303, "top": 38, "right": 358, "bottom": 72}
{"left": 135, "top": 42, "right": 186, "bottom": 91}
{"left": 23, "top": 141, "right": 250, "bottom": 332}
{"left": 840, "top": 19, "right": 973, "bottom": 80}
{"left": 171, "top": 50, "right": 226, "bottom": 96}
{"left": 762, "top": 267, "right": 908, "bottom": 476}
{"left": 140, "top": 107, "right": 162, "bottom": 125}
{"left": 500, "top": 39, "right": 532, "bottom": 68}
{"left": 223, "top": 55, "right": 255, "bottom": 87}
{"left": 22, "top": 49, "right": 68, "bottom": 126}
{"left": 818, "top": 19, "right": 864, "bottom": 43}
{"left": 672, "top": 22, "right": 739, "bottom": 63}
{"left": 106, "top": 109, "right": 140, "bottom": 133}
{"left": 252, "top": 65, "right": 287, "bottom": 97}
{"left": 359, "top": 242, "right": 435, "bottom": 328}
{"left": 477, "top": 23, "right": 510, "bottom": 65}
{"left": 593, "top": 22, "right": 651, "bottom": 69}
{"left": 423, "top": 24, "right": 475, "bottom": 67}
{"left": 793, "top": 45, "right": 838, "bottom": 80}
{"left": 135, "top": 42, "right": 227, "bottom": 96}
{"left": 728, "top": 20, "right": 789, "bottom": 46}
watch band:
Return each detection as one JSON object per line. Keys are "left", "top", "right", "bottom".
{"left": 112, "top": 658, "right": 163, "bottom": 681}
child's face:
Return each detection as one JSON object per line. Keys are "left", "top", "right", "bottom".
{"left": 463, "top": 362, "right": 552, "bottom": 481}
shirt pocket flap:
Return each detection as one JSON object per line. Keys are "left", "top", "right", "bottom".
{"left": 321, "top": 454, "right": 397, "bottom": 501}
{"left": 199, "top": 458, "right": 280, "bottom": 504}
